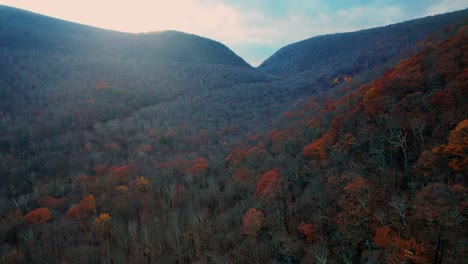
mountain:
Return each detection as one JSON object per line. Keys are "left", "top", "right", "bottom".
{"left": 0, "top": 6, "right": 250, "bottom": 66}
{"left": 258, "top": 8, "right": 468, "bottom": 80}
{"left": 0, "top": 5, "right": 466, "bottom": 264}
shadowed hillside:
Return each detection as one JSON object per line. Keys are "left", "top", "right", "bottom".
{"left": 258, "top": 8, "right": 468, "bottom": 80}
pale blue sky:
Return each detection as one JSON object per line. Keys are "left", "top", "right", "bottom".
{"left": 1, "top": 0, "right": 467, "bottom": 66}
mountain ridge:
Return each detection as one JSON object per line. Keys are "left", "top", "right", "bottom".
{"left": 258, "top": 8, "right": 468, "bottom": 78}
{"left": 0, "top": 5, "right": 251, "bottom": 67}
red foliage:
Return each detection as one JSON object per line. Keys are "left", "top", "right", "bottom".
{"left": 431, "top": 90, "right": 455, "bottom": 109}
{"left": 108, "top": 165, "right": 136, "bottom": 182}
{"left": 373, "top": 226, "right": 427, "bottom": 263}
{"left": 185, "top": 157, "right": 209, "bottom": 174}
{"left": 67, "top": 195, "right": 96, "bottom": 219}
{"left": 24, "top": 207, "right": 52, "bottom": 224}
{"left": 303, "top": 134, "right": 334, "bottom": 161}
{"left": 232, "top": 167, "right": 249, "bottom": 183}
{"left": 373, "top": 226, "right": 392, "bottom": 247}
{"left": 155, "top": 158, "right": 189, "bottom": 170}
{"left": 38, "top": 196, "right": 66, "bottom": 209}
{"left": 413, "top": 183, "right": 466, "bottom": 221}
{"left": 92, "top": 164, "right": 107, "bottom": 175}
{"left": 225, "top": 148, "right": 244, "bottom": 166}
{"left": 256, "top": 167, "right": 282, "bottom": 196}
{"left": 244, "top": 141, "right": 267, "bottom": 159}
{"left": 298, "top": 221, "right": 315, "bottom": 243}
{"left": 242, "top": 208, "right": 264, "bottom": 236}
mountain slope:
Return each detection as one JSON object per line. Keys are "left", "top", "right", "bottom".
{"left": 0, "top": 5, "right": 250, "bottom": 66}
{"left": 258, "top": 8, "right": 468, "bottom": 79}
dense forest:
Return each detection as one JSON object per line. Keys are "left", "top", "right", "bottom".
{"left": 0, "top": 5, "right": 467, "bottom": 264}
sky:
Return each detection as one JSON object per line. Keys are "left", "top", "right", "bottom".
{"left": 1, "top": 0, "right": 467, "bottom": 66}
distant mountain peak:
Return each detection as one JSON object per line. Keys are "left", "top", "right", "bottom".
{"left": 0, "top": 5, "right": 251, "bottom": 67}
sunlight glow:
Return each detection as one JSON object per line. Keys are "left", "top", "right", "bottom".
{"left": 1, "top": 0, "right": 466, "bottom": 66}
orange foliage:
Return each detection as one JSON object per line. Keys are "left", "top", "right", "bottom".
{"left": 24, "top": 207, "right": 52, "bottom": 224}
{"left": 434, "top": 119, "right": 468, "bottom": 172}
{"left": 132, "top": 177, "right": 152, "bottom": 192}
{"left": 94, "top": 213, "right": 112, "bottom": 232}
{"left": 363, "top": 87, "right": 382, "bottom": 114}
{"left": 242, "top": 208, "right": 264, "bottom": 236}
{"left": 67, "top": 195, "right": 96, "bottom": 219}
{"left": 116, "top": 185, "right": 129, "bottom": 193}
{"left": 256, "top": 167, "right": 282, "bottom": 196}
{"left": 38, "top": 196, "right": 66, "bottom": 209}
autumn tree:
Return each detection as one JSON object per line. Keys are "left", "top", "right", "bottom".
{"left": 242, "top": 208, "right": 264, "bottom": 236}
{"left": 298, "top": 221, "right": 315, "bottom": 243}
{"left": 433, "top": 119, "right": 468, "bottom": 174}
{"left": 24, "top": 207, "right": 52, "bottom": 224}
{"left": 67, "top": 195, "right": 96, "bottom": 225}
{"left": 256, "top": 167, "right": 282, "bottom": 197}
{"left": 303, "top": 134, "right": 334, "bottom": 162}
{"left": 185, "top": 157, "right": 209, "bottom": 174}
{"left": 38, "top": 196, "right": 66, "bottom": 209}
{"left": 132, "top": 176, "right": 152, "bottom": 192}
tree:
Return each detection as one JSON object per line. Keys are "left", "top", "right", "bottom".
{"left": 94, "top": 213, "right": 112, "bottom": 233}
{"left": 132, "top": 177, "right": 152, "bottom": 192}
{"left": 38, "top": 196, "right": 66, "bottom": 209}
{"left": 24, "top": 207, "right": 52, "bottom": 224}
{"left": 303, "top": 134, "right": 334, "bottom": 162}
{"left": 67, "top": 195, "right": 96, "bottom": 220}
{"left": 256, "top": 167, "right": 282, "bottom": 197}
{"left": 242, "top": 208, "right": 264, "bottom": 236}
{"left": 298, "top": 221, "right": 315, "bottom": 243}
{"left": 434, "top": 119, "right": 468, "bottom": 173}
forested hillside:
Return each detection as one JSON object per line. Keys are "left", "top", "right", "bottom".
{"left": 0, "top": 5, "right": 467, "bottom": 264}
{"left": 258, "top": 8, "right": 468, "bottom": 81}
